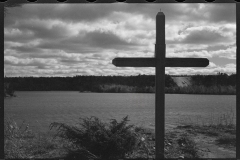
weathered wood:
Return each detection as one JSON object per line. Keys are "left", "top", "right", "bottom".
{"left": 155, "top": 12, "right": 165, "bottom": 159}
{"left": 112, "top": 57, "right": 209, "bottom": 67}
{"left": 166, "top": 58, "right": 209, "bottom": 67}
{"left": 111, "top": 11, "right": 209, "bottom": 159}
{"left": 112, "top": 58, "right": 155, "bottom": 67}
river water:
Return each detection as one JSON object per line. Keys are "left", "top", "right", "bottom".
{"left": 4, "top": 91, "right": 236, "bottom": 133}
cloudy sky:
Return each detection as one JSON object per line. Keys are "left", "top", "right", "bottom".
{"left": 4, "top": 3, "right": 236, "bottom": 77}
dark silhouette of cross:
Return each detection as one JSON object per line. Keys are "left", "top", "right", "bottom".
{"left": 112, "top": 11, "right": 209, "bottom": 159}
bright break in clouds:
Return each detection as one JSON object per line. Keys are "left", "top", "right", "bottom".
{"left": 4, "top": 3, "right": 236, "bottom": 77}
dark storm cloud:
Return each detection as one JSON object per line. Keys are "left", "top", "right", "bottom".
{"left": 60, "top": 59, "right": 80, "bottom": 64}
{"left": 5, "top": 4, "right": 235, "bottom": 26}
{"left": 166, "top": 4, "right": 235, "bottom": 23}
{"left": 10, "top": 46, "right": 42, "bottom": 54}
{"left": 4, "top": 28, "right": 35, "bottom": 42}
{"left": 5, "top": 3, "right": 235, "bottom": 52}
{"left": 168, "top": 29, "right": 231, "bottom": 45}
{"left": 205, "top": 4, "right": 236, "bottom": 23}
{"left": 125, "top": 4, "right": 235, "bottom": 23}
{"left": 37, "top": 39, "right": 108, "bottom": 54}
{"left": 7, "top": 47, "right": 70, "bottom": 60}
{"left": 82, "top": 31, "right": 138, "bottom": 49}
{"left": 37, "top": 30, "right": 138, "bottom": 53}
{"left": 4, "top": 3, "right": 236, "bottom": 76}
{"left": 182, "top": 30, "right": 226, "bottom": 44}
{"left": 37, "top": 40, "right": 81, "bottom": 53}
{"left": 14, "top": 20, "right": 71, "bottom": 40}
{"left": 4, "top": 4, "right": 124, "bottom": 25}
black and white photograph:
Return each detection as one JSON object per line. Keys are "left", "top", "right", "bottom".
{"left": 4, "top": 3, "right": 237, "bottom": 159}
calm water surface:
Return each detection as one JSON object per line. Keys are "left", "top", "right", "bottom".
{"left": 4, "top": 91, "right": 236, "bottom": 133}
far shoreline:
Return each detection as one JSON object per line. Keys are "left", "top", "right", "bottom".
{"left": 11, "top": 90, "right": 236, "bottom": 96}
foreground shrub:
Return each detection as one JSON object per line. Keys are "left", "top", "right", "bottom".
{"left": 50, "top": 116, "right": 139, "bottom": 159}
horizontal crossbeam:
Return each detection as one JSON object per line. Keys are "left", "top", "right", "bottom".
{"left": 113, "top": 58, "right": 155, "bottom": 67}
{"left": 112, "top": 57, "right": 209, "bottom": 67}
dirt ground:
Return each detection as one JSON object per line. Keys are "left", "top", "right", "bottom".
{"left": 167, "top": 125, "right": 236, "bottom": 158}
{"left": 15, "top": 124, "right": 235, "bottom": 159}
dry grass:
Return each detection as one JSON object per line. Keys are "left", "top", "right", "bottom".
{"left": 178, "top": 110, "right": 236, "bottom": 148}
{"left": 5, "top": 109, "right": 235, "bottom": 159}
{"left": 4, "top": 117, "right": 71, "bottom": 159}
{"left": 4, "top": 117, "right": 200, "bottom": 159}
{"left": 216, "top": 134, "right": 236, "bottom": 146}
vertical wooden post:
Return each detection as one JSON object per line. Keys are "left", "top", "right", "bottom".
{"left": 155, "top": 12, "right": 165, "bottom": 159}
{"left": 112, "top": 11, "right": 208, "bottom": 159}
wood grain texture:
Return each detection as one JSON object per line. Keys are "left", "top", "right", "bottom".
{"left": 112, "top": 58, "right": 209, "bottom": 67}
{"left": 155, "top": 12, "right": 165, "bottom": 159}
{"left": 111, "top": 11, "right": 210, "bottom": 159}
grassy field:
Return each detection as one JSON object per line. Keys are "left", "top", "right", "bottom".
{"left": 4, "top": 113, "right": 236, "bottom": 159}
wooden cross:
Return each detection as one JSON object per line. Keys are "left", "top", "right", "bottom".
{"left": 112, "top": 12, "right": 209, "bottom": 159}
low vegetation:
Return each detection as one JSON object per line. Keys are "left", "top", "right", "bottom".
{"left": 177, "top": 124, "right": 236, "bottom": 151}
{"left": 4, "top": 83, "right": 16, "bottom": 97}
{"left": 5, "top": 117, "right": 74, "bottom": 159}
{"left": 4, "top": 118, "right": 52, "bottom": 159}
{"left": 96, "top": 84, "right": 236, "bottom": 94}
{"left": 166, "top": 85, "right": 236, "bottom": 95}
{"left": 5, "top": 116, "right": 201, "bottom": 159}
{"left": 5, "top": 110, "right": 235, "bottom": 158}
{"left": 97, "top": 84, "right": 155, "bottom": 93}
{"left": 216, "top": 134, "right": 236, "bottom": 146}
{"left": 177, "top": 110, "right": 236, "bottom": 148}
{"left": 50, "top": 116, "right": 140, "bottom": 159}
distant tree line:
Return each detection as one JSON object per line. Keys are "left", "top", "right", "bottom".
{"left": 166, "top": 73, "right": 236, "bottom": 95}
{"left": 191, "top": 72, "right": 236, "bottom": 86}
{"left": 4, "top": 73, "right": 236, "bottom": 95}
{"left": 4, "top": 75, "right": 175, "bottom": 92}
